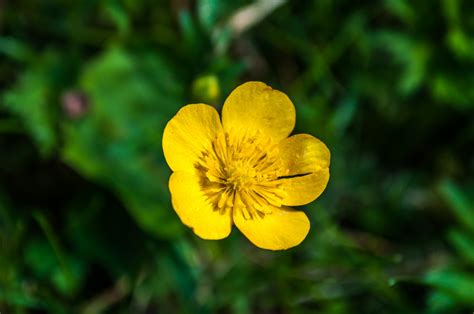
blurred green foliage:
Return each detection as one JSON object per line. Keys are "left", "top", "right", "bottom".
{"left": 1, "top": 0, "right": 474, "bottom": 313}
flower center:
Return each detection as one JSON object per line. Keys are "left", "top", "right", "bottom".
{"left": 196, "top": 131, "right": 285, "bottom": 219}
{"left": 226, "top": 160, "right": 256, "bottom": 189}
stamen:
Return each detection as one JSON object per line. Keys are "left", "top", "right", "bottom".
{"left": 196, "top": 130, "right": 285, "bottom": 219}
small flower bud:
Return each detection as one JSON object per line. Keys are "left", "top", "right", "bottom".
{"left": 62, "top": 90, "right": 89, "bottom": 119}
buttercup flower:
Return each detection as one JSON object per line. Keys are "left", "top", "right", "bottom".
{"left": 163, "top": 82, "right": 330, "bottom": 250}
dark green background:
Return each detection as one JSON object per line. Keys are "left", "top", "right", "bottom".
{"left": 1, "top": 0, "right": 474, "bottom": 313}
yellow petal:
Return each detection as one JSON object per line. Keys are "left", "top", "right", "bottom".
{"left": 169, "top": 172, "right": 232, "bottom": 239}
{"left": 233, "top": 206, "right": 310, "bottom": 250}
{"left": 163, "top": 104, "right": 222, "bottom": 172}
{"left": 277, "top": 134, "right": 330, "bottom": 206}
{"left": 222, "top": 82, "right": 296, "bottom": 141}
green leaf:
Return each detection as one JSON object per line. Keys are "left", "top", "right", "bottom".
{"left": 62, "top": 47, "right": 185, "bottom": 238}
{"left": 197, "top": 0, "right": 223, "bottom": 31}
{"left": 447, "top": 229, "right": 474, "bottom": 265}
{"left": 431, "top": 72, "right": 474, "bottom": 109}
{"left": 329, "top": 95, "right": 358, "bottom": 136}
{"left": 0, "top": 37, "right": 32, "bottom": 62}
{"left": 2, "top": 51, "right": 69, "bottom": 155}
{"left": 372, "top": 31, "right": 429, "bottom": 95}
{"left": 103, "top": 0, "right": 130, "bottom": 35}
{"left": 425, "top": 269, "right": 474, "bottom": 306}
{"left": 383, "top": 0, "right": 415, "bottom": 25}
{"left": 426, "top": 291, "right": 457, "bottom": 314}
{"left": 441, "top": 0, "right": 461, "bottom": 25}
{"left": 438, "top": 180, "right": 474, "bottom": 233}
{"left": 24, "top": 238, "right": 85, "bottom": 297}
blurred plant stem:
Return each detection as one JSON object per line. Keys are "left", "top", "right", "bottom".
{"left": 32, "top": 211, "right": 73, "bottom": 286}
{"left": 81, "top": 277, "right": 130, "bottom": 314}
{"left": 228, "top": 0, "right": 286, "bottom": 36}
{"left": 213, "top": 0, "right": 286, "bottom": 54}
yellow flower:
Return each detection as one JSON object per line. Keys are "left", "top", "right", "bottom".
{"left": 163, "top": 82, "right": 330, "bottom": 250}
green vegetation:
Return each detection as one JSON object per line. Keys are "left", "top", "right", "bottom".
{"left": 1, "top": 0, "right": 474, "bottom": 313}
